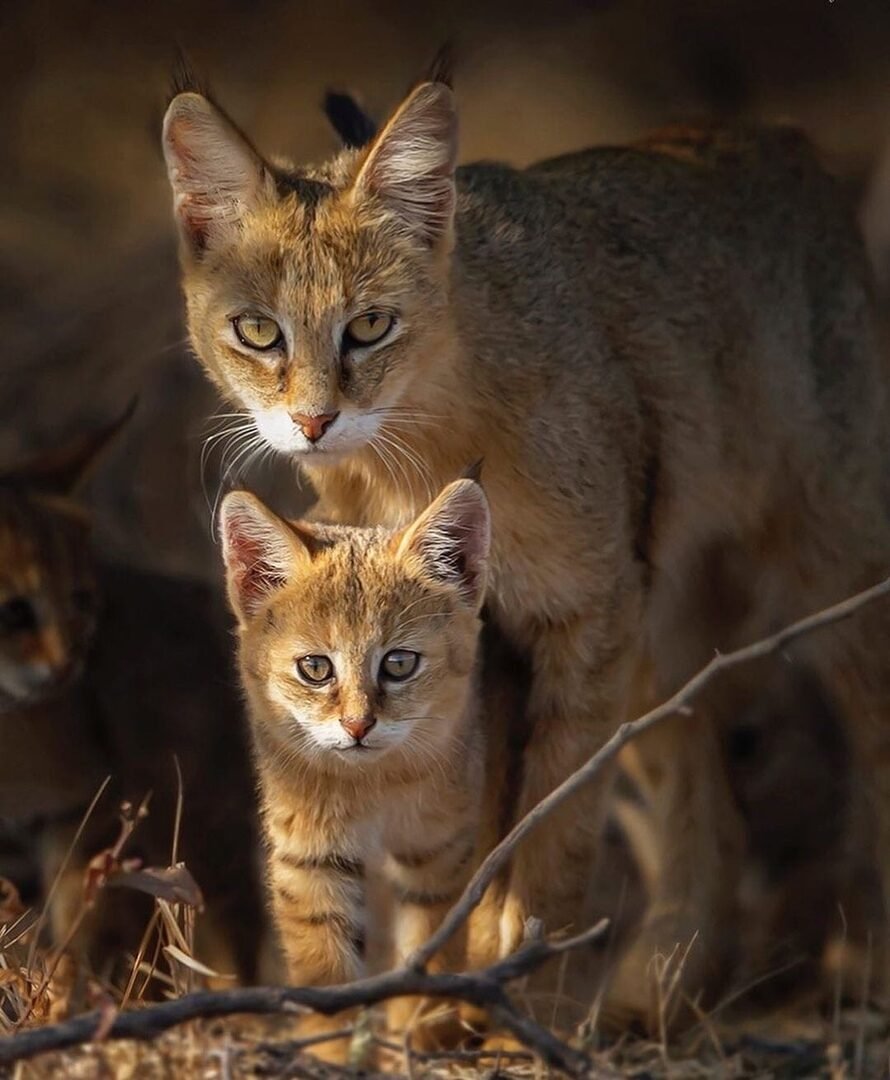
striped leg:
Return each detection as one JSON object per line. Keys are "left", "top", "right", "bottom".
{"left": 264, "top": 795, "right": 371, "bottom": 1060}
{"left": 381, "top": 764, "right": 482, "bottom": 1048}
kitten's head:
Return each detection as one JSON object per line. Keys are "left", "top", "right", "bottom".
{"left": 0, "top": 412, "right": 130, "bottom": 708}
{"left": 220, "top": 479, "right": 489, "bottom": 774}
{"left": 163, "top": 73, "right": 457, "bottom": 462}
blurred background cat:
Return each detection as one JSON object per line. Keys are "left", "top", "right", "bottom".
{"left": 0, "top": 412, "right": 267, "bottom": 990}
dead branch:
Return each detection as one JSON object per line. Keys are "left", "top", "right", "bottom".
{"left": 409, "top": 575, "right": 890, "bottom": 968}
{"left": 3, "top": 577, "right": 888, "bottom": 1072}
{"left": 0, "top": 922, "right": 612, "bottom": 1076}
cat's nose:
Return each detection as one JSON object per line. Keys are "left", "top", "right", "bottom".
{"left": 341, "top": 714, "right": 376, "bottom": 742}
{"left": 290, "top": 411, "right": 340, "bottom": 444}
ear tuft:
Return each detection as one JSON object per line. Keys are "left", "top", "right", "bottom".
{"left": 397, "top": 479, "right": 490, "bottom": 609}
{"left": 219, "top": 492, "right": 312, "bottom": 622}
{"left": 162, "top": 92, "right": 270, "bottom": 256}
{"left": 353, "top": 81, "right": 457, "bottom": 245}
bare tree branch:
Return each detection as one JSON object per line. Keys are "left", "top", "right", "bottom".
{"left": 0, "top": 922, "right": 613, "bottom": 1075}
{"left": 408, "top": 575, "right": 890, "bottom": 968}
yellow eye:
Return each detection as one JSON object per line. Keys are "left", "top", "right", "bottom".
{"left": 296, "top": 655, "right": 334, "bottom": 684}
{"left": 380, "top": 649, "right": 420, "bottom": 682}
{"left": 233, "top": 314, "right": 283, "bottom": 351}
{"left": 345, "top": 312, "right": 393, "bottom": 347}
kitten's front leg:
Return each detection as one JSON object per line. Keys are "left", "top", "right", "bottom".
{"left": 381, "top": 755, "right": 483, "bottom": 1048}
{"left": 264, "top": 792, "right": 371, "bottom": 1060}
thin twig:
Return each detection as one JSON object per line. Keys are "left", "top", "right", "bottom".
{"left": 409, "top": 576, "right": 890, "bottom": 969}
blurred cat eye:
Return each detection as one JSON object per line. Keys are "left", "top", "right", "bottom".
{"left": 344, "top": 312, "right": 393, "bottom": 348}
{"left": 295, "top": 654, "right": 334, "bottom": 684}
{"left": 233, "top": 314, "right": 283, "bottom": 351}
{"left": 380, "top": 649, "right": 420, "bottom": 681}
{"left": 0, "top": 597, "right": 37, "bottom": 635}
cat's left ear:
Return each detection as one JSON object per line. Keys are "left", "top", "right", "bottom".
{"left": 219, "top": 492, "right": 316, "bottom": 623}
{"left": 396, "top": 479, "right": 490, "bottom": 610}
{"left": 3, "top": 398, "right": 137, "bottom": 496}
{"left": 351, "top": 81, "right": 457, "bottom": 246}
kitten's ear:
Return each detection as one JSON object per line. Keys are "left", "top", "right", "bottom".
{"left": 219, "top": 492, "right": 316, "bottom": 622}
{"left": 162, "top": 92, "right": 272, "bottom": 257}
{"left": 352, "top": 81, "right": 457, "bottom": 245}
{"left": 396, "top": 479, "right": 490, "bottom": 609}
{"left": 3, "top": 399, "right": 137, "bottom": 496}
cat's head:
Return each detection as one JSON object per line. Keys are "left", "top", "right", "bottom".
{"left": 162, "top": 72, "right": 457, "bottom": 463}
{"left": 220, "top": 479, "right": 489, "bottom": 774}
{"left": 0, "top": 409, "right": 132, "bottom": 708}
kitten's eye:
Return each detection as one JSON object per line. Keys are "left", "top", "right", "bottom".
{"left": 296, "top": 655, "right": 334, "bottom": 685}
{"left": 0, "top": 597, "right": 36, "bottom": 635}
{"left": 233, "top": 314, "right": 283, "bottom": 351}
{"left": 380, "top": 649, "right": 420, "bottom": 682}
{"left": 344, "top": 313, "right": 393, "bottom": 348}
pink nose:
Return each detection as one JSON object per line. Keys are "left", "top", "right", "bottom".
{"left": 291, "top": 411, "right": 339, "bottom": 444}
{"left": 340, "top": 715, "right": 376, "bottom": 741}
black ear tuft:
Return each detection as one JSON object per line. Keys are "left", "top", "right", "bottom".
{"left": 421, "top": 41, "right": 457, "bottom": 89}
{"left": 323, "top": 91, "right": 378, "bottom": 149}
{"left": 168, "top": 46, "right": 210, "bottom": 106}
{"left": 461, "top": 459, "right": 484, "bottom": 483}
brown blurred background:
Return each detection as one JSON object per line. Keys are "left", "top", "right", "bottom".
{"left": 3, "top": 0, "right": 890, "bottom": 583}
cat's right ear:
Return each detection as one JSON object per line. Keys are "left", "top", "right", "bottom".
{"left": 219, "top": 492, "right": 315, "bottom": 622}
{"left": 351, "top": 81, "right": 457, "bottom": 246}
{"left": 162, "top": 93, "right": 272, "bottom": 257}
{"left": 396, "top": 479, "right": 490, "bottom": 610}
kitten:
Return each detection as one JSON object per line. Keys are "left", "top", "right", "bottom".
{"left": 0, "top": 417, "right": 267, "bottom": 987}
{"left": 164, "top": 65, "right": 890, "bottom": 1025}
{"left": 220, "top": 477, "right": 491, "bottom": 1044}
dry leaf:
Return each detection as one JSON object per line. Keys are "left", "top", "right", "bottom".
{"left": 109, "top": 864, "right": 204, "bottom": 907}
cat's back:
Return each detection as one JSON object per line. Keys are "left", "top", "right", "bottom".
{"left": 456, "top": 123, "right": 855, "bottom": 264}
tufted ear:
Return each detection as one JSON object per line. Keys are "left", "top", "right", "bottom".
{"left": 396, "top": 479, "right": 490, "bottom": 610}
{"left": 219, "top": 492, "right": 316, "bottom": 623}
{"left": 352, "top": 81, "right": 457, "bottom": 246}
{"left": 162, "top": 92, "right": 273, "bottom": 257}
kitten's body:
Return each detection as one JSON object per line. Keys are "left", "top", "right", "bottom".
{"left": 165, "top": 76, "right": 890, "bottom": 1022}
{"left": 0, "top": 433, "right": 266, "bottom": 985}
{"left": 221, "top": 480, "right": 495, "bottom": 1048}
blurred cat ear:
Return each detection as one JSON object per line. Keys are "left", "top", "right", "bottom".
{"left": 397, "top": 479, "right": 490, "bottom": 610}
{"left": 219, "top": 492, "right": 315, "bottom": 622}
{"left": 2, "top": 398, "right": 137, "bottom": 496}
{"left": 352, "top": 81, "right": 457, "bottom": 245}
{"left": 162, "top": 93, "right": 272, "bottom": 257}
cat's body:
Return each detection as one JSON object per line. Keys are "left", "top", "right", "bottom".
{"left": 221, "top": 479, "right": 495, "bottom": 1047}
{"left": 165, "top": 73, "right": 890, "bottom": 1024}
{"left": 0, "top": 431, "right": 266, "bottom": 986}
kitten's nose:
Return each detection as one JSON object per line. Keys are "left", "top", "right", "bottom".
{"left": 290, "top": 411, "right": 340, "bottom": 444}
{"left": 341, "top": 714, "right": 376, "bottom": 742}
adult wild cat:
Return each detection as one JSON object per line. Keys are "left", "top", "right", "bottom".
{"left": 163, "top": 67, "right": 890, "bottom": 1020}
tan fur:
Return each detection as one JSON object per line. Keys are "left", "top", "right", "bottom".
{"left": 167, "top": 76, "right": 890, "bottom": 1026}
{"left": 221, "top": 479, "right": 494, "bottom": 1050}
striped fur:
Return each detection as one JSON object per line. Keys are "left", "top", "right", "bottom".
{"left": 221, "top": 480, "right": 491, "bottom": 1050}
